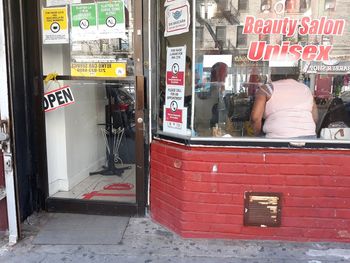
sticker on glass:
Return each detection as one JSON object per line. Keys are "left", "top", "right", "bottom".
{"left": 42, "top": 6, "right": 69, "bottom": 44}
{"left": 97, "top": 0, "right": 126, "bottom": 39}
{"left": 164, "top": 1, "right": 190, "bottom": 37}
{"left": 70, "top": 3, "right": 98, "bottom": 41}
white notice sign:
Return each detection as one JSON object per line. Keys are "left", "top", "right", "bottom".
{"left": 71, "top": 3, "right": 98, "bottom": 41}
{"left": 163, "top": 45, "right": 187, "bottom": 135}
{"left": 46, "top": 0, "right": 81, "bottom": 7}
{"left": 165, "top": 46, "right": 186, "bottom": 107}
{"left": 164, "top": 0, "right": 185, "bottom": 6}
{"left": 42, "top": 7, "right": 69, "bottom": 44}
{"left": 165, "top": 1, "right": 190, "bottom": 37}
{"left": 97, "top": 0, "right": 126, "bottom": 39}
{"left": 163, "top": 106, "right": 188, "bottom": 135}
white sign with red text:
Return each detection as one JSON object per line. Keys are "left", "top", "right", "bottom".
{"left": 164, "top": 45, "right": 187, "bottom": 135}
{"left": 165, "top": 1, "right": 190, "bottom": 37}
{"left": 163, "top": 106, "right": 187, "bottom": 135}
{"left": 165, "top": 46, "right": 186, "bottom": 107}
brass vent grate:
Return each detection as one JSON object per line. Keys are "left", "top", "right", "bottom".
{"left": 244, "top": 192, "right": 282, "bottom": 227}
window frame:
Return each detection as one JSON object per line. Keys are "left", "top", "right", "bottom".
{"left": 155, "top": 130, "right": 350, "bottom": 149}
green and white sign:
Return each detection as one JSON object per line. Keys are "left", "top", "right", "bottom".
{"left": 97, "top": 0, "right": 125, "bottom": 39}
{"left": 71, "top": 3, "right": 97, "bottom": 41}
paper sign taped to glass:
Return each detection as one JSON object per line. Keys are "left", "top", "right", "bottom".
{"left": 163, "top": 105, "right": 188, "bottom": 135}
{"left": 70, "top": 3, "right": 98, "bottom": 41}
{"left": 42, "top": 6, "right": 69, "bottom": 44}
{"left": 164, "top": 0, "right": 185, "bottom": 7}
{"left": 71, "top": 62, "right": 126, "bottom": 77}
{"left": 164, "top": 1, "right": 190, "bottom": 37}
{"left": 70, "top": 1, "right": 126, "bottom": 41}
{"left": 46, "top": 0, "right": 81, "bottom": 7}
{"left": 97, "top": 0, "right": 126, "bottom": 39}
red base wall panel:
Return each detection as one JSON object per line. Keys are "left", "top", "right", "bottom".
{"left": 150, "top": 140, "right": 350, "bottom": 242}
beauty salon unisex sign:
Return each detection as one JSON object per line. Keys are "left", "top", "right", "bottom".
{"left": 243, "top": 16, "right": 345, "bottom": 62}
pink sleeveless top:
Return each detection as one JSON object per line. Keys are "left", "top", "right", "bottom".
{"left": 263, "top": 79, "right": 316, "bottom": 138}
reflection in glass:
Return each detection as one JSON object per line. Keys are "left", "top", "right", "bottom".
{"left": 44, "top": 81, "right": 136, "bottom": 202}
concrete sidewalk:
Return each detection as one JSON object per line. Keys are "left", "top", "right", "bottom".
{"left": 1, "top": 212, "right": 350, "bottom": 263}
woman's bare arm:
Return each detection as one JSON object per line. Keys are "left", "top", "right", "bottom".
{"left": 250, "top": 92, "right": 267, "bottom": 136}
{"left": 312, "top": 100, "right": 318, "bottom": 123}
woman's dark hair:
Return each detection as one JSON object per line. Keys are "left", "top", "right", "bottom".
{"left": 270, "top": 66, "right": 299, "bottom": 81}
{"left": 210, "top": 62, "right": 228, "bottom": 82}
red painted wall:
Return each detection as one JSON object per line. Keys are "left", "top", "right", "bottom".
{"left": 0, "top": 152, "right": 8, "bottom": 231}
{"left": 150, "top": 139, "right": 350, "bottom": 242}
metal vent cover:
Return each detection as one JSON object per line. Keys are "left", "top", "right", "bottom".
{"left": 244, "top": 192, "right": 282, "bottom": 227}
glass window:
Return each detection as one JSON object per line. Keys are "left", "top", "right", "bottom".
{"left": 285, "top": 0, "right": 296, "bottom": 13}
{"left": 196, "top": 27, "right": 204, "bottom": 48}
{"left": 299, "top": 0, "right": 309, "bottom": 12}
{"left": 325, "top": 0, "right": 336, "bottom": 11}
{"left": 157, "top": 0, "right": 350, "bottom": 143}
{"left": 261, "top": 0, "right": 272, "bottom": 13}
{"left": 259, "top": 34, "right": 270, "bottom": 44}
{"left": 237, "top": 26, "right": 247, "bottom": 48}
{"left": 200, "top": 2, "right": 215, "bottom": 19}
{"left": 238, "top": 0, "right": 248, "bottom": 11}
{"left": 216, "top": 26, "right": 227, "bottom": 48}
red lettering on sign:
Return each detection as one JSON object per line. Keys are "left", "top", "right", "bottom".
{"left": 166, "top": 71, "right": 184, "bottom": 86}
{"left": 165, "top": 108, "right": 183, "bottom": 123}
{"left": 248, "top": 41, "right": 332, "bottom": 61}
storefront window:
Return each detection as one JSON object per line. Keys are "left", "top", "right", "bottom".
{"left": 157, "top": 0, "right": 350, "bottom": 143}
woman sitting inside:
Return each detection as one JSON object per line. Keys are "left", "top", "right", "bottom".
{"left": 250, "top": 67, "right": 318, "bottom": 139}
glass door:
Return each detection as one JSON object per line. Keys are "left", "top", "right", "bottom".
{"left": 39, "top": 0, "right": 144, "bottom": 207}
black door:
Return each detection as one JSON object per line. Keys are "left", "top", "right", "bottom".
{"left": 10, "top": 0, "right": 147, "bottom": 217}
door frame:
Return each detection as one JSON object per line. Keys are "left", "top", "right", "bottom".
{"left": 19, "top": 0, "right": 148, "bottom": 216}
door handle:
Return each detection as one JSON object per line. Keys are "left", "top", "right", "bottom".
{"left": 137, "top": 118, "right": 143, "bottom": 124}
